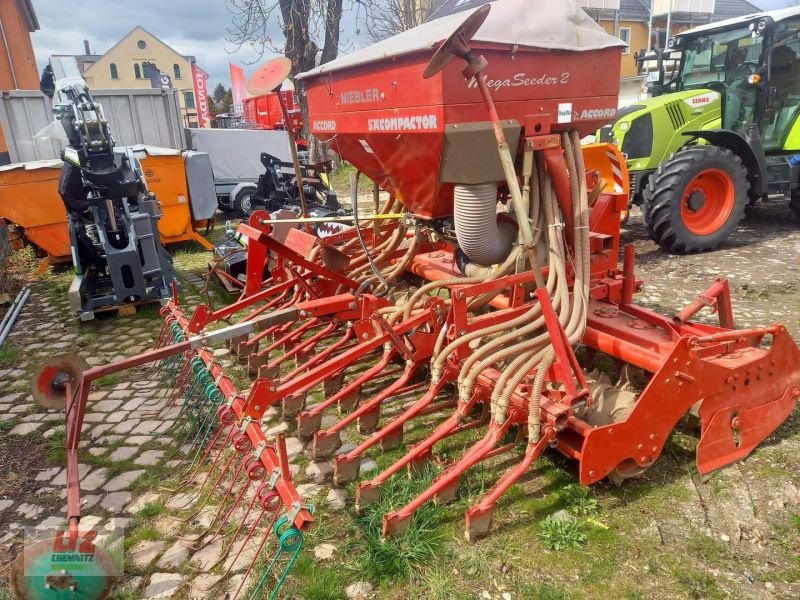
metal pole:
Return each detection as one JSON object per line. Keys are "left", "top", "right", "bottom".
{"left": 276, "top": 92, "right": 311, "bottom": 234}
{"left": 666, "top": 0, "right": 674, "bottom": 43}
{"left": 647, "top": 2, "right": 654, "bottom": 52}
{"left": 0, "top": 287, "right": 31, "bottom": 347}
{"left": 259, "top": 213, "right": 404, "bottom": 226}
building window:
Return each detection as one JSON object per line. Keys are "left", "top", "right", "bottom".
{"left": 184, "top": 91, "right": 195, "bottom": 109}
{"left": 142, "top": 62, "right": 153, "bottom": 78}
{"left": 109, "top": 63, "right": 118, "bottom": 79}
{"left": 173, "top": 64, "right": 181, "bottom": 79}
{"left": 619, "top": 27, "right": 631, "bottom": 55}
{"left": 137, "top": 40, "right": 146, "bottom": 49}
{"left": 134, "top": 63, "right": 141, "bottom": 78}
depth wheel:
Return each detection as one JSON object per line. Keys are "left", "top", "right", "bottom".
{"left": 642, "top": 146, "right": 748, "bottom": 253}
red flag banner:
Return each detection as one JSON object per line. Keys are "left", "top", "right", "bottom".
{"left": 229, "top": 62, "right": 247, "bottom": 108}
{"left": 191, "top": 63, "right": 211, "bottom": 128}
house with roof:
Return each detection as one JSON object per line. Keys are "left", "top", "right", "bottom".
{"left": 61, "top": 27, "right": 202, "bottom": 127}
{"left": 586, "top": 0, "right": 761, "bottom": 80}
{"left": 431, "top": 0, "right": 761, "bottom": 101}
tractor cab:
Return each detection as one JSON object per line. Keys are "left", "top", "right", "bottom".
{"left": 603, "top": 7, "right": 800, "bottom": 253}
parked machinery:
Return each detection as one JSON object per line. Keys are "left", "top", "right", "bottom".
{"left": 249, "top": 151, "right": 343, "bottom": 219}
{"left": 22, "top": 2, "right": 800, "bottom": 597}
{"left": 602, "top": 6, "right": 800, "bottom": 252}
{"left": 41, "top": 57, "right": 177, "bottom": 319}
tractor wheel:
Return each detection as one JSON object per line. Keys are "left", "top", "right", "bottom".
{"left": 642, "top": 146, "right": 748, "bottom": 253}
{"left": 233, "top": 188, "right": 256, "bottom": 217}
{"left": 791, "top": 189, "right": 800, "bottom": 221}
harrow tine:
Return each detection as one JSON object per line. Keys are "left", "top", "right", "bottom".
{"left": 381, "top": 419, "right": 515, "bottom": 537}
{"left": 229, "top": 506, "right": 283, "bottom": 600}
{"left": 296, "top": 350, "right": 394, "bottom": 438}
{"left": 356, "top": 395, "right": 485, "bottom": 508}
{"left": 194, "top": 477, "right": 262, "bottom": 553}
{"left": 161, "top": 414, "right": 238, "bottom": 494}
{"left": 214, "top": 486, "right": 281, "bottom": 574}
{"left": 244, "top": 517, "right": 305, "bottom": 600}
{"left": 179, "top": 452, "right": 250, "bottom": 543}
{"left": 156, "top": 358, "right": 205, "bottom": 421}
{"left": 311, "top": 363, "right": 425, "bottom": 461}
{"left": 173, "top": 386, "right": 226, "bottom": 458}
{"left": 175, "top": 436, "right": 244, "bottom": 520}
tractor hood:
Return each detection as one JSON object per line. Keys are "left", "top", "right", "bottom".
{"left": 613, "top": 89, "right": 721, "bottom": 125}
{"left": 606, "top": 89, "right": 722, "bottom": 185}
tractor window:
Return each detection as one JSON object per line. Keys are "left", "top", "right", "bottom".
{"left": 681, "top": 26, "right": 756, "bottom": 90}
{"left": 762, "top": 20, "right": 800, "bottom": 149}
{"left": 681, "top": 26, "right": 762, "bottom": 131}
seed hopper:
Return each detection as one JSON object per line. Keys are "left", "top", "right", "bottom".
{"left": 21, "top": 0, "right": 800, "bottom": 596}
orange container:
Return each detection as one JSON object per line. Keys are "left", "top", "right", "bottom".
{"left": 0, "top": 149, "right": 212, "bottom": 266}
{"left": 139, "top": 151, "right": 212, "bottom": 249}
{"left": 0, "top": 160, "right": 70, "bottom": 260}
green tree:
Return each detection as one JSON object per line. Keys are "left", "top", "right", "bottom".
{"left": 212, "top": 82, "right": 227, "bottom": 104}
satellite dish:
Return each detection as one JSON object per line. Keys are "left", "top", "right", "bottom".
{"left": 423, "top": 4, "right": 491, "bottom": 79}
{"left": 247, "top": 57, "right": 293, "bottom": 95}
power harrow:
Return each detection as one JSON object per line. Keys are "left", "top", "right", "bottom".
{"left": 18, "top": 0, "right": 800, "bottom": 597}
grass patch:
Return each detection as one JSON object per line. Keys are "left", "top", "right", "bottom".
{"left": 348, "top": 465, "right": 446, "bottom": 582}
{"left": 289, "top": 554, "right": 348, "bottom": 600}
{"left": 137, "top": 501, "right": 166, "bottom": 519}
{"left": 537, "top": 513, "right": 587, "bottom": 551}
{"left": 674, "top": 568, "right": 722, "bottom": 600}
{"left": 94, "top": 373, "right": 122, "bottom": 388}
{"left": 46, "top": 427, "right": 67, "bottom": 464}
{"left": 557, "top": 484, "right": 599, "bottom": 516}
{"left": 0, "top": 341, "right": 21, "bottom": 369}
{"left": 686, "top": 532, "right": 728, "bottom": 565}
{"left": 520, "top": 582, "right": 571, "bottom": 600}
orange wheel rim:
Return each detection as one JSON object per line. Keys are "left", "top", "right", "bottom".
{"left": 680, "top": 168, "right": 735, "bottom": 236}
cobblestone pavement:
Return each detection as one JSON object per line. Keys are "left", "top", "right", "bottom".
{"left": 623, "top": 202, "right": 800, "bottom": 339}
{"left": 0, "top": 202, "right": 798, "bottom": 599}
{"left": 0, "top": 260, "right": 356, "bottom": 598}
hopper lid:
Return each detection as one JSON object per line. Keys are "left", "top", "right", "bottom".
{"left": 297, "top": 0, "right": 625, "bottom": 80}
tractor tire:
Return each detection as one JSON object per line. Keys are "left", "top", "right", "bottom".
{"left": 233, "top": 188, "right": 256, "bottom": 217}
{"left": 791, "top": 189, "right": 800, "bottom": 222}
{"left": 642, "top": 146, "right": 748, "bottom": 254}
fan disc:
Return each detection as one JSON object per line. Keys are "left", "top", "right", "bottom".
{"left": 247, "top": 57, "right": 292, "bottom": 96}
{"left": 423, "top": 4, "right": 491, "bottom": 79}
{"left": 31, "top": 354, "right": 88, "bottom": 411}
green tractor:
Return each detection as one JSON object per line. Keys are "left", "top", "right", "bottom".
{"left": 601, "top": 7, "right": 800, "bottom": 253}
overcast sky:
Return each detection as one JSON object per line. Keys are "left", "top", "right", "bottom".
{"left": 28, "top": 0, "right": 800, "bottom": 91}
{"left": 29, "top": 0, "right": 370, "bottom": 90}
